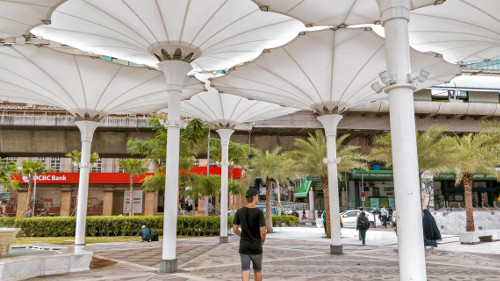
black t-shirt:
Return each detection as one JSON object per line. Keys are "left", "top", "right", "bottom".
{"left": 233, "top": 206, "right": 266, "bottom": 255}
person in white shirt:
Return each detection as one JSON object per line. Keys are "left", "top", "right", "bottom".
{"left": 380, "top": 205, "right": 388, "bottom": 228}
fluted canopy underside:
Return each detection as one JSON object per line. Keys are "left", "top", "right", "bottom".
{"left": 0, "top": 45, "right": 204, "bottom": 118}
{"left": 409, "top": 0, "right": 500, "bottom": 63}
{"left": 253, "top": 0, "right": 438, "bottom": 26}
{"left": 32, "top": 0, "right": 305, "bottom": 72}
{"left": 213, "top": 28, "right": 461, "bottom": 114}
{"left": 179, "top": 90, "right": 299, "bottom": 128}
{"left": 0, "top": 0, "right": 66, "bottom": 40}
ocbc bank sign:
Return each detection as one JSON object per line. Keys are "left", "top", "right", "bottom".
{"left": 22, "top": 175, "right": 68, "bottom": 183}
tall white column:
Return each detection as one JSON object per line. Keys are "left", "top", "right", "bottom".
{"left": 74, "top": 120, "right": 99, "bottom": 251}
{"left": 317, "top": 114, "right": 343, "bottom": 254}
{"left": 309, "top": 188, "right": 315, "bottom": 220}
{"left": 157, "top": 60, "right": 192, "bottom": 273}
{"left": 216, "top": 128, "right": 234, "bottom": 243}
{"left": 377, "top": 0, "right": 427, "bottom": 280}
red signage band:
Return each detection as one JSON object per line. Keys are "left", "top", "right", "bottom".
{"left": 11, "top": 167, "right": 243, "bottom": 184}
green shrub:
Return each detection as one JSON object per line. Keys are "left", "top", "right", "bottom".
{"left": 269, "top": 215, "right": 300, "bottom": 227}
{"left": 0, "top": 215, "right": 238, "bottom": 237}
{"left": 0, "top": 217, "right": 15, "bottom": 227}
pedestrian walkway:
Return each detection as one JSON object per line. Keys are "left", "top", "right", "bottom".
{"left": 26, "top": 227, "right": 500, "bottom": 280}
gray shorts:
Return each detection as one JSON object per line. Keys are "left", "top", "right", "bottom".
{"left": 240, "top": 254, "right": 262, "bottom": 272}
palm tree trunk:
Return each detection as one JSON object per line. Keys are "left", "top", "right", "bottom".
{"left": 25, "top": 177, "right": 33, "bottom": 215}
{"left": 276, "top": 178, "right": 281, "bottom": 216}
{"left": 129, "top": 176, "right": 134, "bottom": 216}
{"left": 265, "top": 178, "right": 273, "bottom": 233}
{"left": 321, "top": 177, "right": 331, "bottom": 238}
{"left": 463, "top": 173, "right": 475, "bottom": 232}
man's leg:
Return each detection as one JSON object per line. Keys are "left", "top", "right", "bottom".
{"left": 240, "top": 254, "right": 251, "bottom": 281}
{"left": 241, "top": 270, "right": 250, "bottom": 281}
{"left": 254, "top": 270, "right": 262, "bottom": 281}
{"left": 250, "top": 254, "right": 263, "bottom": 281}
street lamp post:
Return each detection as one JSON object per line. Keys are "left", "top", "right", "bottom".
{"left": 31, "top": 173, "right": 37, "bottom": 216}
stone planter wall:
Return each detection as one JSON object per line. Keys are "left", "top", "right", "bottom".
{"left": 432, "top": 210, "right": 500, "bottom": 235}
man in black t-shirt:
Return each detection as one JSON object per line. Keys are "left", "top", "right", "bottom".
{"left": 233, "top": 188, "right": 266, "bottom": 281}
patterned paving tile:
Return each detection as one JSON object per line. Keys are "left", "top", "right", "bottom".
{"left": 24, "top": 231, "right": 500, "bottom": 280}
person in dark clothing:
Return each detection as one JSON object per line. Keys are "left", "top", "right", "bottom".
{"left": 322, "top": 211, "right": 327, "bottom": 234}
{"left": 423, "top": 207, "right": 442, "bottom": 250}
{"left": 135, "top": 225, "right": 152, "bottom": 242}
{"left": 356, "top": 211, "right": 370, "bottom": 245}
{"left": 233, "top": 189, "right": 266, "bottom": 281}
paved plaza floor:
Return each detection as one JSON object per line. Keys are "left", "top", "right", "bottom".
{"left": 26, "top": 227, "right": 500, "bottom": 281}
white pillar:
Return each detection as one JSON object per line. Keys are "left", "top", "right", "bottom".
{"left": 216, "top": 129, "right": 234, "bottom": 243}
{"left": 157, "top": 60, "right": 192, "bottom": 273}
{"left": 74, "top": 120, "right": 99, "bottom": 251}
{"left": 317, "top": 114, "right": 343, "bottom": 254}
{"left": 377, "top": 0, "right": 427, "bottom": 280}
{"left": 309, "top": 188, "right": 315, "bottom": 220}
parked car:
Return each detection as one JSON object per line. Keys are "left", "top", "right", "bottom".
{"left": 340, "top": 210, "right": 376, "bottom": 228}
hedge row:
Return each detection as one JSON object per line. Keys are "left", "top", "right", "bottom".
{"left": 271, "top": 215, "right": 300, "bottom": 227}
{"left": 0, "top": 215, "right": 297, "bottom": 237}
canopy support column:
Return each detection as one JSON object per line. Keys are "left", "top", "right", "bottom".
{"left": 74, "top": 120, "right": 99, "bottom": 252}
{"left": 157, "top": 60, "right": 192, "bottom": 273}
{"left": 317, "top": 114, "right": 343, "bottom": 255}
{"left": 377, "top": 0, "right": 427, "bottom": 280}
{"left": 216, "top": 129, "right": 234, "bottom": 243}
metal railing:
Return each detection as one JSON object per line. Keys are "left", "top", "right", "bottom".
{"left": 0, "top": 115, "right": 152, "bottom": 128}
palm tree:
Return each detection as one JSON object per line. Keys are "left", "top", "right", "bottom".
{"left": 20, "top": 160, "right": 54, "bottom": 215}
{"left": 248, "top": 147, "right": 287, "bottom": 233}
{"left": 0, "top": 158, "right": 19, "bottom": 191}
{"left": 481, "top": 121, "right": 500, "bottom": 167}
{"left": 443, "top": 133, "right": 499, "bottom": 232}
{"left": 370, "top": 125, "right": 455, "bottom": 206}
{"left": 66, "top": 150, "right": 100, "bottom": 172}
{"left": 288, "top": 130, "right": 366, "bottom": 238}
{"left": 210, "top": 139, "right": 250, "bottom": 212}
{"left": 118, "top": 159, "right": 148, "bottom": 216}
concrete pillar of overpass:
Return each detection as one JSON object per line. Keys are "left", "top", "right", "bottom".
{"left": 60, "top": 185, "right": 73, "bottom": 217}
{"left": 16, "top": 188, "right": 28, "bottom": 217}
{"left": 144, "top": 191, "right": 159, "bottom": 216}
{"left": 102, "top": 185, "right": 114, "bottom": 216}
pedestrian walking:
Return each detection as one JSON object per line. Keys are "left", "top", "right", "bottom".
{"left": 301, "top": 209, "right": 307, "bottom": 220}
{"left": 356, "top": 211, "right": 370, "bottom": 245}
{"left": 423, "top": 206, "right": 441, "bottom": 251}
{"left": 380, "top": 205, "right": 388, "bottom": 228}
{"left": 358, "top": 208, "right": 364, "bottom": 240}
{"left": 233, "top": 189, "right": 266, "bottom": 281}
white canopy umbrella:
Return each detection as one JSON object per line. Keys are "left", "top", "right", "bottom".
{"left": 0, "top": 46, "right": 202, "bottom": 116}
{"left": 212, "top": 27, "right": 460, "bottom": 259}
{"left": 0, "top": 0, "right": 66, "bottom": 40}
{"left": 32, "top": 0, "right": 305, "bottom": 272}
{"left": 408, "top": 0, "right": 500, "bottom": 63}
{"left": 252, "top": 0, "right": 437, "bottom": 26}
{"left": 179, "top": 89, "right": 299, "bottom": 242}
{"left": 32, "top": 0, "right": 304, "bottom": 71}
{"left": 0, "top": 44, "right": 204, "bottom": 251}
